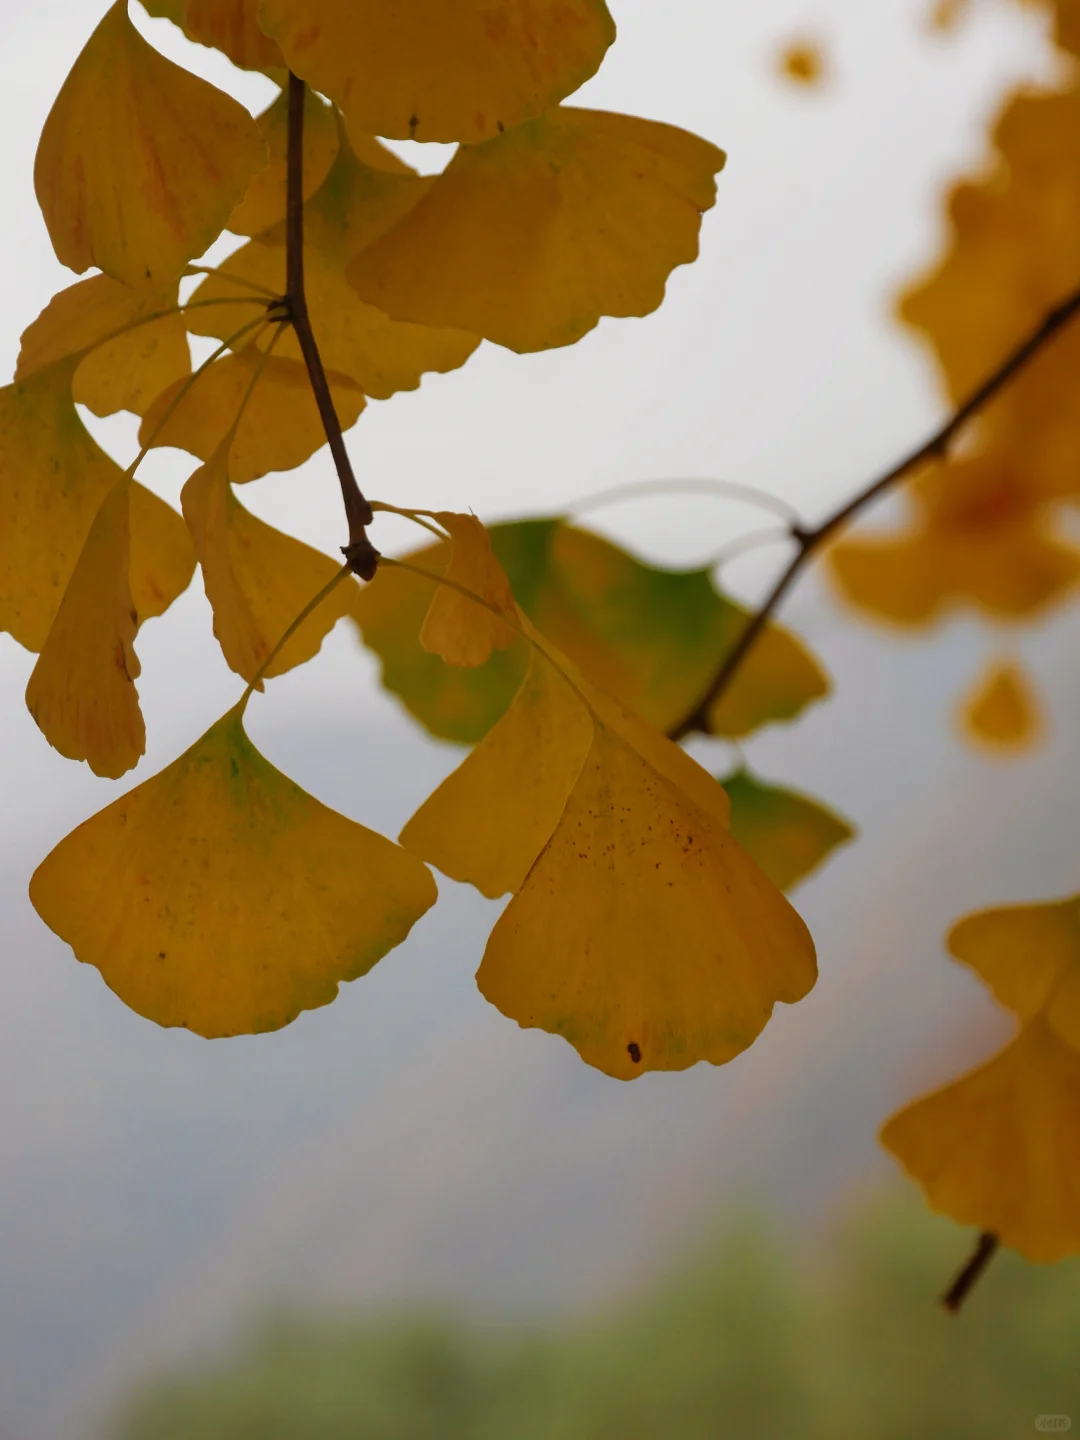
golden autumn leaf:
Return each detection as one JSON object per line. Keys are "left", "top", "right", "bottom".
{"left": 257, "top": 0, "right": 617, "bottom": 144}
{"left": 960, "top": 658, "right": 1043, "bottom": 753}
{"left": 181, "top": 444, "right": 356, "bottom": 684}
{"left": 348, "top": 107, "right": 726, "bottom": 353}
{"left": 778, "top": 41, "right": 827, "bottom": 86}
{"left": 477, "top": 724, "right": 816, "bottom": 1080}
{"left": 721, "top": 769, "right": 854, "bottom": 892}
{"left": 140, "top": 346, "right": 365, "bottom": 482}
{"left": 419, "top": 512, "right": 518, "bottom": 667}
{"left": 35, "top": 2, "right": 265, "bottom": 287}
{"left": 881, "top": 1019, "right": 1080, "bottom": 1263}
{"left": 16, "top": 274, "right": 192, "bottom": 418}
{"left": 188, "top": 128, "right": 479, "bottom": 397}
{"left": 25, "top": 480, "right": 144, "bottom": 779}
{"left": 949, "top": 895, "right": 1080, "bottom": 1052}
{"left": 353, "top": 518, "right": 828, "bottom": 744}
{"left": 182, "top": 0, "right": 284, "bottom": 72}
{"left": 829, "top": 456, "right": 1080, "bottom": 626}
{"left": 229, "top": 87, "right": 340, "bottom": 237}
{"left": 30, "top": 704, "right": 437, "bottom": 1037}
{"left": 0, "top": 362, "right": 192, "bottom": 652}
{"left": 400, "top": 647, "right": 594, "bottom": 898}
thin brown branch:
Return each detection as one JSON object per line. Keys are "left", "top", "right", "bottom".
{"left": 668, "top": 282, "right": 1080, "bottom": 740}
{"left": 942, "top": 1231, "right": 999, "bottom": 1313}
{"left": 286, "top": 72, "right": 378, "bottom": 580}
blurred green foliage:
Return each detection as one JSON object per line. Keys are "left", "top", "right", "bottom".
{"left": 113, "top": 1195, "right": 1080, "bottom": 1439}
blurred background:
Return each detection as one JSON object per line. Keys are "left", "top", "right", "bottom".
{"left": 2, "top": 1, "right": 1079, "bottom": 1436}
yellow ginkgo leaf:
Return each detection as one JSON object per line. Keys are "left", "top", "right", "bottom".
{"left": 25, "top": 480, "right": 143, "bottom": 779}
{"left": 30, "top": 704, "right": 437, "bottom": 1037}
{"left": 348, "top": 107, "right": 726, "bottom": 353}
{"left": 948, "top": 895, "right": 1080, "bottom": 1051}
{"left": 722, "top": 769, "right": 854, "bottom": 892}
{"left": 181, "top": 445, "right": 356, "bottom": 684}
{"left": 188, "top": 130, "right": 479, "bottom": 397}
{"left": 401, "top": 647, "right": 594, "bottom": 898}
{"left": 960, "top": 658, "right": 1043, "bottom": 752}
{"left": 419, "top": 512, "right": 518, "bottom": 667}
{"left": 881, "top": 1018, "right": 1080, "bottom": 1263}
{"left": 35, "top": 1, "right": 264, "bottom": 287}
{"left": 182, "top": 0, "right": 284, "bottom": 71}
{"left": 229, "top": 88, "right": 340, "bottom": 237}
{"left": 477, "top": 723, "right": 816, "bottom": 1080}
{"left": 140, "top": 347, "right": 365, "bottom": 482}
{"left": 258, "top": 0, "right": 616, "bottom": 144}
{"left": 128, "top": 483, "right": 197, "bottom": 625}
{"left": 16, "top": 274, "right": 192, "bottom": 418}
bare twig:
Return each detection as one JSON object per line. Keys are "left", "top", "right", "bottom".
{"left": 668, "top": 283, "right": 1080, "bottom": 740}
{"left": 285, "top": 72, "right": 378, "bottom": 580}
{"left": 942, "top": 1232, "right": 999, "bottom": 1313}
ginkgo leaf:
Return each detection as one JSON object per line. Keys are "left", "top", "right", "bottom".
{"left": 140, "top": 347, "right": 365, "bottom": 482}
{"left": 181, "top": 445, "right": 356, "bottom": 683}
{"left": 258, "top": 0, "right": 617, "bottom": 144}
{"left": 948, "top": 894, "right": 1080, "bottom": 1052}
{"left": 419, "top": 512, "right": 518, "bottom": 667}
{"left": 881, "top": 1018, "right": 1080, "bottom": 1263}
{"left": 721, "top": 769, "right": 854, "bottom": 892}
{"left": 25, "top": 480, "right": 143, "bottom": 779}
{"left": 16, "top": 274, "right": 192, "bottom": 418}
{"left": 352, "top": 518, "right": 828, "bottom": 744}
{"left": 960, "top": 658, "right": 1043, "bottom": 752}
{"left": 477, "top": 724, "right": 816, "bottom": 1080}
{"left": 30, "top": 704, "right": 437, "bottom": 1037}
{"left": 349, "top": 107, "right": 726, "bottom": 353}
{"left": 401, "top": 647, "right": 594, "bottom": 898}
{"left": 0, "top": 362, "right": 192, "bottom": 652}
{"left": 128, "top": 484, "right": 197, "bottom": 625}
{"left": 829, "top": 456, "right": 1080, "bottom": 625}
{"left": 188, "top": 129, "right": 479, "bottom": 397}
{"left": 182, "top": 0, "right": 284, "bottom": 72}
{"left": 35, "top": 1, "right": 264, "bottom": 287}
{"left": 229, "top": 88, "right": 340, "bottom": 237}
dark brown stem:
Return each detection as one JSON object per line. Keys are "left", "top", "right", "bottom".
{"left": 669, "top": 283, "right": 1080, "bottom": 740}
{"left": 941, "top": 1231, "right": 999, "bottom": 1313}
{"left": 286, "top": 72, "right": 378, "bottom": 580}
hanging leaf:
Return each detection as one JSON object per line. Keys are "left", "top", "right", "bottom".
{"left": 881, "top": 1018, "right": 1080, "bottom": 1263}
{"left": 419, "top": 512, "right": 518, "bottom": 667}
{"left": 35, "top": 1, "right": 265, "bottom": 287}
{"left": 25, "top": 480, "right": 144, "bottom": 779}
{"left": 348, "top": 107, "right": 726, "bottom": 353}
{"left": 477, "top": 724, "right": 816, "bottom": 1080}
{"left": 181, "top": 0, "right": 285, "bottom": 72}
{"left": 229, "top": 88, "right": 341, "bottom": 237}
{"left": 353, "top": 518, "right": 828, "bottom": 744}
{"left": 181, "top": 445, "right": 357, "bottom": 685}
{"left": 140, "top": 347, "right": 365, "bottom": 482}
{"left": 949, "top": 895, "right": 1080, "bottom": 1053}
{"left": 257, "top": 0, "right": 617, "bottom": 144}
{"left": 30, "top": 704, "right": 437, "bottom": 1037}
{"left": 0, "top": 363, "right": 192, "bottom": 652}
{"left": 188, "top": 128, "right": 479, "bottom": 397}
{"left": 16, "top": 274, "right": 192, "bottom": 418}
{"left": 960, "top": 658, "right": 1044, "bottom": 753}
{"left": 721, "top": 769, "right": 854, "bottom": 892}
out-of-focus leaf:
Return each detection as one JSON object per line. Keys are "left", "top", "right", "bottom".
{"left": 348, "top": 108, "right": 726, "bottom": 353}
{"left": 418, "top": 512, "right": 518, "bottom": 668}
{"left": 721, "top": 769, "right": 854, "bottom": 892}
{"left": 257, "top": 0, "right": 616, "bottom": 144}
{"left": 960, "top": 658, "right": 1043, "bottom": 753}
{"left": 35, "top": 1, "right": 264, "bottom": 286}
{"left": 30, "top": 705, "right": 437, "bottom": 1037}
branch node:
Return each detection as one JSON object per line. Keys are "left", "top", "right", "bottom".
{"left": 343, "top": 538, "right": 380, "bottom": 582}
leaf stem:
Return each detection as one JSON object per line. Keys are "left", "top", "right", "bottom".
{"left": 668, "top": 281, "right": 1080, "bottom": 740}
{"left": 941, "top": 1231, "right": 999, "bottom": 1313}
{"left": 285, "top": 71, "right": 377, "bottom": 580}
{"left": 241, "top": 562, "right": 355, "bottom": 702}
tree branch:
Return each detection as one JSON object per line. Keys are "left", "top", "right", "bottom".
{"left": 942, "top": 1231, "right": 999, "bottom": 1313}
{"left": 286, "top": 72, "right": 378, "bottom": 580}
{"left": 669, "top": 282, "right": 1080, "bottom": 740}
